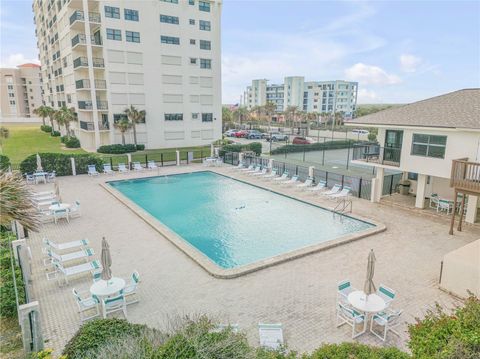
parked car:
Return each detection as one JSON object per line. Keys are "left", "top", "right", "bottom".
{"left": 234, "top": 130, "right": 249, "bottom": 138}
{"left": 352, "top": 129, "right": 369, "bottom": 135}
{"left": 292, "top": 136, "right": 313, "bottom": 145}
{"left": 224, "top": 129, "right": 237, "bottom": 137}
{"left": 247, "top": 130, "right": 263, "bottom": 139}
{"left": 265, "top": 132, "right": 289, "bottom": 142}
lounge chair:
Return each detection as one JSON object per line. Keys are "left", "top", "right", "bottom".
{"left": 33, "top": 193, "right": 56, "bottom": 202}
{"left": 273, "top": 172, "right": 289, "bottom": 182}
{"left": 33, "top": 190, "right": 55, "bottom": 198}
{"left": 118, "top": 163, "right": 129, "bottom": 173}
{"left": 147, "top": 160, "right": 158, "bottom": 170}
{"left": 87, "top": 165, "right": 99, "bottom": 176}
{"left": 281, "top": 175, "right": 299, "bottom": 186}
{"left": 92, "top": 270, "right": 102, "bottom": 283}
{"left": 337, "top": 279, "right": 357, "bottom": 304}
{"left": 258, "top": 323, "right": 284, "bottom": 350}
{"left": 322, "top": 184, "right": 342, "bottom": 197}
{"left": 48, "top": 259, "right": 101, "bottom": 285}
{"left": 245, "top": 165, "right": 261, "bottom": 174}
{"left": 429, "top": 193, "right": 439, "bottom": 208}
{"left": 329, "top": 186, "right": 351, "bottom": 200}
{"left": 240, "top": 164, "right": 254, "bottom": 172}
{"left": 370, "top": 308, "right": 403, "bottom": 341}
{"left": 232, "top": 163, "right": 244, "bottom": 170}
{"left": 53, "top": 208, "right": 69, "bottom": 224}
{"left": 44, "top": 247, "right": 94, "bottom": 266}
{"left": 133, "top": 162, "right": 143, "bottom": 172}
{"left": 43, "top": 238, "right": 89, "bottom": 252}
{"left": 39, "top": 209, "right": 54, "bottom": 223}
{"left": 122, "top": 271, "right": 140, "bottom": 305}
{"left": 101, "top": 294, "right": 127, "bottom": 319}
{"left": 296, "top": 177, "right": 313, "bottom": 189}
{"left": 73, "top": 288, "right": 100, "bottom": 322}
{"left": 103, "top": 164, "right": 114, "bottom": 175}
{"left": 336, "top": 303, "right": 366, "bottom": 338}
{"left": 35, "top": 199, "right": 56, "bottom": 209}
{"left": 377, "top": 284, "right": 396, "bottom": 307}
{"left": 262, "top": 169, "right": 277, "bottom": 179}
{"left": 252, "top": 168, "right": 268, "bottom": 176}
{"left": 69, "top": 201, "right": 81, "bottom": 218}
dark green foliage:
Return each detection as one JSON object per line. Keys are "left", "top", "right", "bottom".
{"left": 0, "top": 155, "right": 10, "bottom": 171}
{"left": 248, "top": 142, "right": 262, "bottom": 155}
{"left": 19, "top": 153, "right": 103, "bottom": 176}
{"left": 270, "top": 140, "right": 362, "bottom": 155}
{"left": 40, "top": 125, "right": 52, "bottom": 133}
{"left": 408, "top": 296, "right": 480, "bottom": 359}
{"left": 97, "top": 144, "right": 137, "bottom": 154}
{"left": 50, "top": 131, "right": 61, "bottom": 137}
{"left": 136, "top": 144, "right": 145, "bottom": 151}
{"left": 60, "top": 136, "right": 68, "bottom": 144}
{"left": 307, "top": 343, "right": 409, "bottom": 359}
{"left": 368, "top": 128, "right": 379, "bottom": 142}
{"left": 219, "top": 142, "right": 262, "bottom": 157}
{"left": 0, "top": 232, "right": 25, "bottom": 318}
{"left": 64, "top": 137, "right": 81, "bottom": 148}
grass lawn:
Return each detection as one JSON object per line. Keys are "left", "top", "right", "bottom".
{"left": 1, "top": 124, "right": 85, "bottom": 165}
{"left": 0, "top": 317, "right": 23, "bottom": 359}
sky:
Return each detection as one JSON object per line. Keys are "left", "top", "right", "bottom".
{"left": 1, "top": 0, "right": 479, "bottom": 104}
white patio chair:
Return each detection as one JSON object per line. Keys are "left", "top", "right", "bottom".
{"left": 252, "top": 168, "right": 268, "bottom": 176}
{"left": 245, "top": 165, "right": 261, "bottom": 174}
{"left": 337, "top": 279, "right": 357, "bottom": 304}
{"left": 370, "top": 309, "right": 403, "bottom": 341}
{"left": 322, "top": 184, "right": 342, "bottom": 197}
{"left": 69, "top": 200, "right": 81, "bottom": 218}
{"left": 258, "top": 323, "right": 284, "bottom": 350}
{"left": 25, "top": 173, "right": 35, "bottom": 185}
{"left": 43, "top": 237, "right": 89, "bottom": 252}
{"left": 240, "top": 164, "right": 254, "bottom": 172}
{"left": 262, "top": 169, "right": 277, "bottom": 179}
{"left": 118, "top": 163, "right": 129, "bottom": 173}
{"left": 273, "top": 172, "right": 289, "bottom": 183}
{"left": 437, "top": 199, "right": 453, "bottom": 214}
{"left": 102, "top": 293, "right": 127, "bottom": 319}
{"left": 377, "top": 284, "right": 396, "bottom": 307}
{"left": 92, "top": 270, "right": 102, "bottom": 283}
{"left": 329, "top": 186, "right": 351, "bottom": 200}
{"left": 53, "top": 208, "right": 69, "bottom": 224}
{"left": 133, "top": 162, "right": 143, "bottom": 172}
{"left": 44, "top": 247, "right": 94, "bottom": 266}
{"left": 307, "top": 181, "right": 327, "bottom": 192}
{"left": 429, "top": 194, "right": 439, "bottom": 208}
{"left": 87, "top": 165, "right": 99, "bottom": 176}
{"left": 103, "top": 164, "right": 114, "bottom": 175}
{"left": 48, "top": 259, "right": 101, "bottom": 285}
{"left": 215, "top": 158, "right": 223, "bottom": 167}
{"left": 281, "top": 175, "right": 299, "bottom": 186}
{"left": 147, "top": 160, "right": 158, "bottom": 170}
{"left": 122, "top": 271, "right": 140, "bottom": 305}
{"left": 232, "top": 163, "right": 244, "bottom": 170}
{"left": 296, "top": 177, "right": 313, "bottom": 190}
{"left": 73, "top": 288, "right": 100, "bottom": 322}
{"left": 336, "top": 303, "right": 366, "bottom": 339}
{"left": 46, "top": 171, "right": 56, "bottom": 183}
{"left": 39, "top": 209, "right": 54, "bottom": 224}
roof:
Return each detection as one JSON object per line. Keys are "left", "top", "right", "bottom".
{"left": 18, "top": 63, "right": 41, "bottom": 68}
{"left": 350, "top": 89, "right": 480, "bottom": 129}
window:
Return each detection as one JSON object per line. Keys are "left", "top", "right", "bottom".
{"left": 189, "top": 19, "right": 195, "bottom": 25}
{"left": 165, "top": 113, "right": 183, "bottom": 121}
{"left": 9, "top": 100, "right": 15, "bottom": 105}
{"left": 113, "top": 113, "right": 128, "bottom": 123}
{"left": 200, "top": 58, "right": 211, "bottom": 69}
{"left": 407, "top": 172, "right": 418, "bottom": 181}
{"left": 199, "top": 20, "right": 210, "bottom": 31}
{"left": 126, "top": 31, "right": 140, "bottom": 43}
{"left": 106, "top": 28, "right": 122, "bottom": 41}
{"left": 161, "top": 36, "right": 180, "bottom": 45}
{"left": 124, "top": 9, "right": 139, "bottom": 21}
{"left": 189, "top": 0, "right": 195, "bottom": 4}
{"left": 8, "top": 93, "right": 15, "bottom": 98}
{"left": 199, "top": 40, "right": 211, "bottom": 50}
{"left": 199, "top": 1, "right": 210, "bottom": 12}
{"left": 192, "top": 113, "right": 198, "bottom": 119}
{"left": 411, "top": 134, "right": 447, "bottom": 158}
{"left": 7, "top": 85, "right": 13, "bottom": 90}
{"left": 105, "top": 6, "right": 120, "bottom": 19}
{"left": 190, "top": 58, "right": 197, "bottom": 64}
{"left": 160, "top": 14, "right": 179, "bottom": 24}
{"left": 202, "top": 113, "right": 213, "bottom": 122}
{"left": 190, "top": 39, "right": 196, "bottom": 45}
{"left": 160, "top": 0, "right": 178, "bottom": 3}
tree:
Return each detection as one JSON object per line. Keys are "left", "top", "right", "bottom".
{"left": 33, "top": 105, "right": 52, "bottom": 126}
{"left": 47, "top": 107, "right": 56, "bottom": 131}
{"left": 54, "top": 107, "right": 76, "bottom": 137}
{"left": 284, "top": 106, "right": 299, "bottom": 135}
{"left": 233, "top": 106, "right": 249, "bottom": 127}
{"left": 114, "top": 118, "right": 132, "bottom": 145}
{"left": 0, "top": 127, "right": 9, "bottom": 148}
{"left": 0, "top": 172, "right": 40, "bottom": 231}
{"left": 264, "top": 102, "right": 276, "bottom": 131}
{"left": 222, "top": 106, "right": 233, "bottom": 131}
{"left": 124, "top": 105, "right": 146, "bottom": 146}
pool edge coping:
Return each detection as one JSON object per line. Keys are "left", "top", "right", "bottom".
{"left": 100, "top": 169, "right": 386, "bottom": 279}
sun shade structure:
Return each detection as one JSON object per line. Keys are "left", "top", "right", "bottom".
{"left": 364, "top": 249, "right": 376, "bottom": 295}
{"left": 100, "top": 237, "right": 112, "bottom": 281}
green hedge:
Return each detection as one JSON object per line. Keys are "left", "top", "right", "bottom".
{"left": 308, "top": 343, "right": 409, "bottom": 358}
{"left": 0, "top": 154, "right": 10, "bottom": 171}
{"left": 0, "top": 232, "right": 25, "bottom": 318}
{"left": 65, "top": 137, "right": 81, "bottom": 148}
{"left": 51, "top": 131, "right": 61, "bottom": 137}
{"left": 270, "top": 140, "right": 364, "bottom": 155}
{"left": 136, "top": 144, "right": 145, "bottom": 151}
{"left": 97, "top": 144, "right": 137, "bottom": 154}
{"left": 19, "top": 153, "right": 103, "bottom": 176}
{"left": 40, "top": 125, "right": 52, "bottom": 133}
{"left": 219, "top": 142, "right": 262, "bottom": 157}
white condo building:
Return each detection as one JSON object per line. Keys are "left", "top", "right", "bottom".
{"left": 33, "top": 0, "right": 222, "bottom": 151}
{"left": 242, "top": 77, "right": 358, "bottom": 116}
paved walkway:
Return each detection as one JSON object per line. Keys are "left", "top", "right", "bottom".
{"left": 27, "top": 164, "right": 479, "bottom": 355}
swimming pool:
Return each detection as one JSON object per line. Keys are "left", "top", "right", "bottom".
{"left": 107, "top": 171, "right": 382, "bottom": 277}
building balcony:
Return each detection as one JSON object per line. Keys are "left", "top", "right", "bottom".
{"left": 69, "top": 10, "right": 100, "bottom": 25}
{"left": 450, "top": 159, "right": 480, "bottom": 194}
{"left": 352, "top": 144, "right": 401, "bottom": 167}
{"left": 73, "top": 57, "right": 104, "bottom": 69}
{"left": 75, "top": 79, "right": 107, "bottom": 90}
{"left": 79, "top": 120, "right": 109, "bottom": 131}
{"left": 78, "top": 100, "right": 108, "bottom": 110}
{"left": 71, "top": 33, "right": 102, "bottom": 48}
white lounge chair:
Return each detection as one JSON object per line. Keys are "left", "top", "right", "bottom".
{"left": 246, "top": 165, "right": 261, "bottom": 174}
{"left": 370, "top": 308, "right": 403, "bottom": 341}
{"left": 337, "top": 279, "right": 357, "bottom": 305}
{"left": 147, "top": 160, "right": 158, "bottom": 170}
{"left": 322, "top": 184, "right": 342, "bottom": 197}
{"left": 39, "top": 209, "right": 54, "bottom": 223}
{"left": 240, "top": 164, "right": 254, "bottom": 172}
{"left": 258, "top": 323, "right": 284, "bottom": 350}
{"left": 336, "top": 303, "right": 366, "bottom": 338}
{"left": 73, "top": 288, "right": 100, "bottom": 322}
{"left": 281, "top": 175, "right": 299, "bottom": 186}
{"left": 232, "top": 163, "right": 244, "bottom": 170}
{"left": 33, "top": 193, "right": 56, "bottom": 203}
{"left": 118, "top": 163, "right": 129, "bottom": 173}
{"left": 122, "top": 271, "right": 140, "bottom": 305}
{"left": 329, "top": 186, "right": 351, "bottom": 200}
{"left": 296, "top": 177, "right": 313, "bottom": 190}
{"left": 262, "top": 169, "right": 277, "bottom": 179}
{"left": 87, "top": 165, "right": 99, "bottom": 176}
{"left": 33, "top": 190, "right": 55, "bottom": 198}
{"left": 44, "top": 247, "right": 94, "bottom": 266}
{"left": 101, "top": 293, "right": 127, "bottom": 319}
{"left": 48, "top": 259, "right": 101, "bottom": 285}
{"left": 53, "top": 208, "right": 69, "bottom": 224}
{"left": 69, "top": 201, "right": 81, "bottom": 218}
{"left": 103, "top": 164, "right": 114, "bottom": 174}
{"left": 133, "top": 162, "right": 143, "bottom": 172}
{"left": 43, "top": 238, "right": 89, "bottom": 252}
{"left": 273, "top": 172, "right": 289, "bottom": 183}
{"left": 35, "top": 199, "right": 57, "bottom": 209}
{"left": 377, "top": 284, "right": 396, "bottom": 307}
{"left": 252, "top": 168, "right": 267, "bottom": 176}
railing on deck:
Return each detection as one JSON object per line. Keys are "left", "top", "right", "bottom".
{"left": 450, "top": 159, "right": 480, "bottom": 193}
{"left": 352, "top": 145, "right": 401, "bottom": 167}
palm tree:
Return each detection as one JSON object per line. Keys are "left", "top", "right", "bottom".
{"left": 47, "top": 107, "right": 56, "bottom": 131}
{"left": 114, "top": 118, "right": 132, "bottom": 145}
{"left": 33, "top": 105, "right": 52, "bottom": 126}
{"left": 284, "top": 106, "right": 299, "bottom": 135}
{"left": 124, "top": 105, "right": 146, "bottom": 146}
{"left": 55, "top": 107, "right": 76, "bottom": 137}
{"left": 0, "top": 172, "right": 40, "bottom": 231}
{"left": 222, "top": 106, "right": 234, "bottom": 131}
{"left": 234, "top": 106, "right": 249, "bottom": 127}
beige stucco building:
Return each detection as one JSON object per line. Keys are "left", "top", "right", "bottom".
{"left": 0, "top": 63, "right": 43, "bottom": 118}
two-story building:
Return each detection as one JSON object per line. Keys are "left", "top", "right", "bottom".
{"left": 347, "top": 89, "right": 480, "bottom": 225}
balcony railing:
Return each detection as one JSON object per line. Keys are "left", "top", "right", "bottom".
{"left": 97, "top": 101, "right": 108, "bottom": 110}
{"left": 73, "top": 57, "right": 104, "bottom": 68}
{"left": 71, "top": 33, "right": 102, "bottom": 47}
{"left": 78, "top": 100, "right": 108, "bottom": 110}
{"left": 94, "top": 80, "right": 106, "bottom": 89}
{"left": 352, "top": 144, "right": 401, "bottom": 167}
{"left": 79, "top": 120, "right": 109, "bottom": 131}
{"left": 92, "top": 58, "right": 104, "bottom": 68}
{"left": 69, "top": 11, "right": 100, "bottom": 24}
{"left": 450, "top": 159, "right": 480, "bottom": 194}
{"left": 75, "top": 79, "right": 106, "bottom": 89}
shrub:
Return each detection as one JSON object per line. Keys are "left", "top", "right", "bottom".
{"left": 40, "top": 125, "right": 52, "bottom": 133}
{"left": 19, "top": 153, "right": 103, "bottom": 176}
{"left": 219, "top": 142, "right": 262, "bottom": 157}
{"left": 0, "top": 154, "right": 10, "bottom": 171}
{"left": 270, "top": 140, "right": 362, "bottom": 155}
{"left": 308, "top": 343, "right": 409, "bottom": 358}
{"left": 60, "top": 136, "right": 68, "bottom": 144}
{"left": 248, "top": 142, "right": 262, "bottom": 155}
{"left": 136, "top": 144, "right": 145, "bottom": 151}
{"left": 97, "top": 144, "right": 137, "bottom": 154}
{"left": 65, "top": 137, "right": 81, "bottom": 148}
{"left": 408, "top": 296, "right": 480, "bottom": 358}
{"left": 50, "top": 130, "right": 61, "bottom": 137}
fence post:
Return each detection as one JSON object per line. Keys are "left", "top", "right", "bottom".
{"left": 145, "top": 154, "right": 148, "bottom": 166}
{"left": 11, "top": 238, "right": 26, "bottom": 265}
{"left": 161, "top": 153, "right": 164, "bottom": 167}
{"left": 341, "top": 175, "right": 344, "bottom": 188}
{"left": 18, "top": 301, "right": 44, "bottom": 353}
{"left": 176, "top": 150, "right": 180, "bottom": 166}
{"left": 70, "top": 157, "right": 76, "bottom": 176}
{"left": 110, "top": 157, "right": 113, "bottom": 169}
{"left": 358, "top": 178, "right": 363, "bottom": 198}
{"left": 269, "top": 158, "right": 274, "bottom": 169}
{"left": 127, "top": 153, "right": 132, "bottom": 170}
{"left": 322, "top": 138, "right": 326, "bottom": 166}
{"left": 390, "top": 174, "right": 394, "bottom": 195}
{"left": 210, "top": 144, "right": 214, "bottom": 157}
{"left": 346, "top": 143, "right": 351, "bottom": 170}
{"left": 303, "top": 148, "right": 306, "bottom": 162}
{"left": 308, "top": 166, "right": 314, "bottom": 179}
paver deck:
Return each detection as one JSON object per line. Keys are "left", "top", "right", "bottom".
{"left": 26, "top": 164, "right": 479, "bottom": 355}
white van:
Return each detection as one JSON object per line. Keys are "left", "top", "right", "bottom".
{"left": 352, "top": 129, "right": 370, "bottom": 135}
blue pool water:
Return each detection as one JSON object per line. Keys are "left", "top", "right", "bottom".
{"left": 109, "top": 171, "right": 374, "bottom": 269}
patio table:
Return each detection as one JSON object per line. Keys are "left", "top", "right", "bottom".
{"left": 34, "top": 172, "right": 48, "bottom": 184}
{"left": 48, "top": 203, "right": 71, "bottom": 212}
{"left": 347, "top": 290, "right": 386, "bottom": 337}
{"left": 90, "top": 278, "right": 126, "bottom": 318}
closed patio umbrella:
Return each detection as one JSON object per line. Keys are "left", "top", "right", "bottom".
{"left": 363, "top": 249, "right": 376, "bottom": 295}
{"left": 36, "top": 153, "right": 43, "bottom": 172}
{"left": 54, "top": 182, "right": 61, "bottom": 202}
{"left": 100, "top": 237, "right": 112, "bottom": 281}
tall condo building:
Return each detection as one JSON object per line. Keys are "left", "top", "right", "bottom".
{"left": 242, "top": 77, "right": 358, "bottom": 116}
{"left": 33, "top": 0, "right": 222, "bottom": 151}
{"left": 0, "top": 63, "right": 43, "bottom": 119}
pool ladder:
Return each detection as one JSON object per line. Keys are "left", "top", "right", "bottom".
{"left": 333, "top": 199, "right": 352, "bottom": 216}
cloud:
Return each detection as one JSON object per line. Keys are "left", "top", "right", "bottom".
{"left": 400, "top": 54, "right": 422, "bottom": 73}
{"left": 344, "top": 63, "right": 401, "bottom": 85}
{"left": 0, "top": 53, "right": 40, "bottom": 68}
{"left": 357, "top": 88, "right": 378, "bottom": 103}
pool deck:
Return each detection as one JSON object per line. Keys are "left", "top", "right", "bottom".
{"left": 27, "top": 164, "right": 479, "bottom": 355}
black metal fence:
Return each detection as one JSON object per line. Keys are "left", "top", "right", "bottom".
{"left": 382, "top": 173, "right": 403, "bottom": 196}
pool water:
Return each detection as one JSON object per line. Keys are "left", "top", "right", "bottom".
{"left": 109, "top": 171, "right": 374, "bottom": 269}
